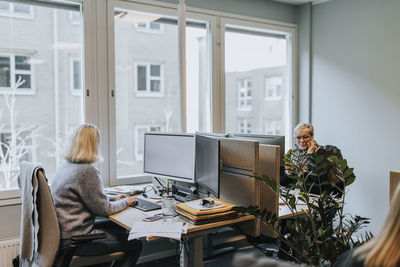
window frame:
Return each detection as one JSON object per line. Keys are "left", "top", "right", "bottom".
{"left": 238, "top": 118, "right": 252, "bottom": 134}
{"left": 134, "top": 61, "right": 164, "bottom": 97}
{"left": 0, "top": 53, "right": 36, "bottom": 95}
{"left": 135, "top": 21, "right": 164, "bottom": 34}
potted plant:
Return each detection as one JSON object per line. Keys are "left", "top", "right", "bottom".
{"left": 233, "top": 148, "right": 372, "bottom": 266}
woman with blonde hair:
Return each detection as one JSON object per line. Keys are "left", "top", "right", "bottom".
{"left": 51, "top": 123, "right": 142, "bottom": 267}
{"left": 335, "top": 183, "right": 400, "bottom": 266}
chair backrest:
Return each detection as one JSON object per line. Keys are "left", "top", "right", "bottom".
{"left": 36, "top": 169, "right": 61, "bottom": 267}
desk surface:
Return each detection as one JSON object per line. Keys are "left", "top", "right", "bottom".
{"left": 109, "top": 206, "right": 255, "bottom": 234}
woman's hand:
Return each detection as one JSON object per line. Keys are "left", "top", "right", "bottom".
{"left": 307, "top": 138, "right": 318, "bottom": 154}
{"left": 124, "top": 196, "right": 138, "bottom": 206}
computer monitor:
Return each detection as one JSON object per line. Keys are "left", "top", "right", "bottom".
{"left": 143, "top": 132, "right": 195, "bottom": 183}
{"left": 227, "top": 133, "right": 285, "bottom": 166}
{"left": 195, "top": 134, "right": 220, "bottom": 197}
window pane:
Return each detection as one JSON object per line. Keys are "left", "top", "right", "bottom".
{"left": 137, "top": 65, "right": 146, "bottom": 91}
{"left": 150, "top": 80, "right": 160, "bottom": 92}
{"left": 15, "top": 74, "right": 31, "bottom": 88}
{"left": 150, "top": 22, "right": 160, "bottom": 30}
{"left": 0, "top": 57, "right": 10, "bottom": 87}
{"left": 0, "top": 2, "right": 84, "bottom": 189}
{"left": 185, "top": 19, "right": 211, "bottom": 132}
{"left": 225, "top": 25, "right": 288, "bottom": 135}
{"left": 150, "top": 64, "right": 160, "bottom": 77}
{"left": 0, "top": 2, "right": 9, "bottom": 12}
{"left": 73, "top": 60, "right": 81, "bottom": 90}
{"left": 114, "top": 8, "right": 179, "bottom": 179}
{"left": 15, "top": 56, "right": 31, "bottom": 70}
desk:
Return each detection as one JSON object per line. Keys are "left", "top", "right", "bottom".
{"left": 109, "top": 206, "right": 255, "bottom": 267}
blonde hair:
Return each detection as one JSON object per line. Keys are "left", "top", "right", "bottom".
{"left": 65, "top": 123, "right": 101, "bottom": 163}
{"left": 353, "top": 183, "right": 400, "bottom": 267}
{"left": 294, "top": 122, "right": 314, "bottom": 137}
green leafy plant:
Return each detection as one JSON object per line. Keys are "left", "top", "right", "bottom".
{"left": 233, "top": 148, "right": 372, "bottom": 266}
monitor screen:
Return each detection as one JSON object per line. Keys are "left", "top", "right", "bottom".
{"left": 227, "top": 133, "right": 285, "bottom": 166}
{"left": 144, "top": 132, "right": 195, "bottom": 183}
{"left": 195, "top": 134, "right": 220, "bottom": 197}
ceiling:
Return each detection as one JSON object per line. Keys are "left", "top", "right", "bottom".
{"left": 272, "top": 0, "right": 331, "bottom": 5}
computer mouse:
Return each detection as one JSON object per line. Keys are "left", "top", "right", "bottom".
{"left": 130, "top": 201, "right": 139, "bottom": 207}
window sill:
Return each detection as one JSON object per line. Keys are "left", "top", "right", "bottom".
{"left": 0, "top": 189, "right": 21, "bottom": 206}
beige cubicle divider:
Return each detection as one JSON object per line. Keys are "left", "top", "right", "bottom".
{"left": 258, "top": 144, "right": 280, "bottom": 238}
{"left": 390, "top": 170, "right": 400, "bottom": 202}
{"left": 219, "top": 138, "right": 259, "bottom": 236}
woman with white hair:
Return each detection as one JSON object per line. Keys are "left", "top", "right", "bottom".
{"left": 51, "top": 123, "right": 142, "bottom": 267}
{"left": 335, "top": 183, "right": 400, "bottom": 266}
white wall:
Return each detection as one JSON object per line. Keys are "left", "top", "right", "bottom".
{"left": 310, "top": 0, "right": 400, "bottom": 234}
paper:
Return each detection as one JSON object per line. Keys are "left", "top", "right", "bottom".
{"left": 128, "top": 221, "right": 187, "bottom": 241}
{"left": 185, "top": 198, "right": 226, "bottom": 211}
{"left": 104, "top": 185, "right": 147, "bottom": 195}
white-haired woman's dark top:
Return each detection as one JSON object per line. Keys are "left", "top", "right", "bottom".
{"left": 51, "top": 161, "right": 128, "bottom": 239}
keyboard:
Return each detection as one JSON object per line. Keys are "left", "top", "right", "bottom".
{"left": 130, "top": 198, "right": 161, "bottom": 212}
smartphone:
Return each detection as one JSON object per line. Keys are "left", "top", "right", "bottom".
{"left": 143, "top": 214, "right": 163, "bottom": 222}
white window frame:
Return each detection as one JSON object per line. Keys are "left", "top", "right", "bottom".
{"left": 135, "top": 21, "right": 164, "bottom": 34}
{"left": 238, "top": 118, "right": 252, "bottom": 134}
{"left": 0, "top": 53, "right": 35, "bottom": 95}
{"left": 134, "top": 125, "right": 163, "bottom": 161}
{"left": 265, "top": 75, "right": 283, "bottom": 100}
{"left": 0, "top": 2, "right": 34, "bottom": 20}
{"left": 70, "top": 57, "right": 82, "bottom": 96}
{"left": 237, "top": 78, "right": 252, "bottom": 111}
{"left": 69, "top": 10, "right": 81, "bottom": 25}
{"left": 134, "top": 61, "right": 164, "bottom": 97}
{"left": 264, "top": 120, "right": 283, "bottom": 135}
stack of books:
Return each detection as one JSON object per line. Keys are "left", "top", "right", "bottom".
{"left": 176, "top": 197, "right": 238, "bottom": 225}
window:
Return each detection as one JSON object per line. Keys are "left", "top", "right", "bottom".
{"left": 135, "top": 21, "right": 164, "bottom": 33}
{"left": 0, "top": 2, "right": 33, "bottom": 19}
{"left": 265, "top": 75, "right": 282, "bottom": 100}
{"left": 0, "top": 54, "right": 34, "bottom": 94}
{"left": 69, "top": 11, "right": 81, "bottom": 25}
{"left": 224, "top": 21, "right": 291, "bottom": 140}
{"left": 238, "top": 79, "right": 252, "bottom": 110}
{"left": 134, "top": 125, "right": 162, "bottom": 161}
{"left": 134, "top": 62, "right": 163, "bottom": 96}
{"left": 0, "top": 1, "right": 84, "bottom": 190}
{"left": 238, "top": 119, "right": 252, "bottom": 133}
{"left": 70, "top": 58, "right": 82, "bottom": 95}
{"left": 264, "top": 120, "right": 282, "bottom": 135}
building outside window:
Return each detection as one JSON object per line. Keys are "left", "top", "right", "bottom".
{"left": 264, "top": 120, "right": 282, "bottom": 135}
{"left": 69, "top": 11, "right": 81, "bottom": 25}
{"left": 237, "top": 79, "right": 252, "bottom": 110}
{"left": 265, "top": 75, "right": 282, "bottom": 100}
{"left": 238, "top": 119, "right": 252, "bottom": 133}
{"left": 135, "top": 21, "right": 164, "bottom": 33}
{"left": 134, "top": 62, "right": 163, "bottom": 96}
{"left": 0, "top": 54, "right": 34, "bottom": 94}
{"left": 0, "top": 2, "right": 33, "bottom": 19}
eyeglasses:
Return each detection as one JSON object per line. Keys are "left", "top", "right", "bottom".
{"left": 296, "top": 135, "right": 311, "bottom": 140}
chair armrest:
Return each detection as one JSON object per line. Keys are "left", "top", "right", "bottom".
{"left": 70, "top": 233, "right": 107, "bottom": 244}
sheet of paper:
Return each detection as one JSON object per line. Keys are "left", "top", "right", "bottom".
{"left": 105, "top": 184, "right": 151, "bottom": 195}
{"left": 128, "top": 221, "right": 187, "bottom": 241}
{"left": 185, "top": 198, "right": 226, "bottom": 211}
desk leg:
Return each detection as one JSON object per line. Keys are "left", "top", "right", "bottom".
{"left": 180, "top": 236, "right": 203, "bottom": 267}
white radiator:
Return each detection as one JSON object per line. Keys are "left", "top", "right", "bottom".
{"left": 0, "top": 237, "right": 19, "bottom": 267}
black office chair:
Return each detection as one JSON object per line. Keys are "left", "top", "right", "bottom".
{"left": 18, "top": 163, "right": 126, "bottom": 267}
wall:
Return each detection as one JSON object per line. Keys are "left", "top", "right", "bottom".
{"left": 309, "top": 0, "right": 400, "bottom": 234}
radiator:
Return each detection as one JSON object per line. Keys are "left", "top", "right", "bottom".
{"left": 0, "top": 237, "right": 19, "bottom": 267}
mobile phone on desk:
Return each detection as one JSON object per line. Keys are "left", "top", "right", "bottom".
{"left": 143, "top": 214, "right": 163, "bottom": 222}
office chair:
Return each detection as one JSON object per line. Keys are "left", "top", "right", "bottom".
{"left": 19, "top": 164, "right": 126, "bottom": 267}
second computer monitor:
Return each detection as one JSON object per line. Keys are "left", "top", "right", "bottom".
{"left": 227, "top": 133, "right": 285, "bottom": 166}
{"left": 143, "top": 132, "right": 195, "bottom": 183}
{"left": 195, "top": 134, "right": 220, "bottom": 197}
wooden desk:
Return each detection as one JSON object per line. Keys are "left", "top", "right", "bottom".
{"left": 109, "top": 207, "right": 255, "bottom": 267}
